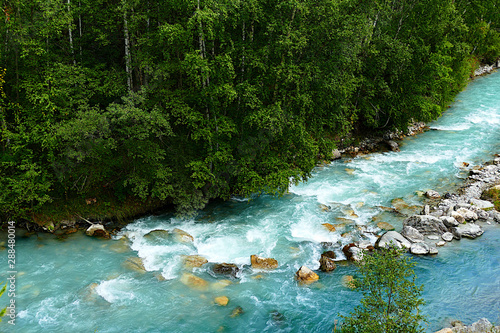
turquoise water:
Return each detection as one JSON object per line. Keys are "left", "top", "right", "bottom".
{"left": 2, "top": 72, "right": 500, "bottom": 332}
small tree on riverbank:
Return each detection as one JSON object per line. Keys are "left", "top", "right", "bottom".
{"left": 340, "top": 247, "right": 426, "bottom": 333}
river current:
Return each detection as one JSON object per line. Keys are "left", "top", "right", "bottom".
{"left": 2, "top": 72, "right": 500, "bottom": 332}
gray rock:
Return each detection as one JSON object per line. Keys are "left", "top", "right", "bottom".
{"left": 452, "top": 223, "right": 484, "bottom": 239}
{"left": 386, "top": 140, "right": 400, "bottom": 152}
{"left": 469, "top": 198, "right": 494, "bottom": 210}
{"left": 404, "top": 215, "right": 448, "bottom": 235}
{"left": 440, "top": 216, "right": 459, "bottom": 227}
{"left": 401, "top": 226, "right": 424, "bottom": 243}
{"left": 427, "top": 235, "right": 439, "bottom": 240}
{"left": 442, "top": 232, "right": 454, "bottom": 242}
{"left": 410, "top": 242, "right": 429, "bottom": 255}
{"left": 332, "top": 149, "right": 342, "bottom": 160}
{"left": 488, "top": 210, "right": 500, "bottom": 223}
{"left": 451, "top": 211, "right": 466, "bottom": 224}
{"left": 376, "top": 231, "right": 411, "bottom": 250}
{"left": 425, "top": 190, "right": 441, "bottom": 199}
{"left": 436, "top": 240, "right": 446, "bottom": 247}
{"left": 456, "top": 208, "right": 478, "bottom": 221}
{"left": 428, "top": 246, "right": 439, "bottom": 255}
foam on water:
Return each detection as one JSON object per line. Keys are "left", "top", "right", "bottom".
{"left": 96, "top": 277, "right": 137, "bottom": 304}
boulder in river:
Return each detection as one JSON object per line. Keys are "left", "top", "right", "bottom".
{"left": 123, "top": 257, "right": 146, "bottom": 273}
{"left": 182, "top": 255, "right": 208, "bottom": 269}
{"left": 401, "top": 226, "right": 424, "bottom": 243}
{"left": 172, "top": 228, "right": 194, "bottom": 243}
{"left": 144, "top": 229, "right": 169, "bottom": 243}
{"left": 442, "top": 232, "right": 454, "bottom": 242}
{"left": 375, "top": 231, "right": 411, "bottom": 250}
{"left": 403, "top": 215, "right": 448, "bottom": 235}
{"left": 213, "top": 263, "right": 240, "bottom": 278}
{"left": 319, "top": 251, "right": 337, "bottom": 272}
{"left": 342, "top": 243, "right": 365, "bottom": 262}
{"left": 425, "top": 190, "right": 441, "bottom": 199}
{"left": 322, "top": 223, "right": 337, "bottom": 232}
{"left": 410, "top": 242, "right": 430, "bottom": 255}
{"left": 440, "top": 216, "right": 459, "bottom": 228}
{"left": 295, "top": 266, "right": 319, "bottom": 284}
{"left": 214, "top": 296, "right": 229, "bottom": 306}
{"left": 86, "top": 224, "right": 110, "bottom": 239}
{"left": 451, "top": 223, "right": 484, "bottom": 239}
{"left": 250, "top": 255, "right": 278, "bottom": 270}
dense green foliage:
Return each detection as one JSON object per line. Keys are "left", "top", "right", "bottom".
{"left": 1, "top": 0, "right": 499, "bottom": 222}
{"left": 340, "top": 248, "right": 425, "bottom": 333}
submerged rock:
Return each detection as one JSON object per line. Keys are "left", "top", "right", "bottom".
{"left": 250, "top": 255, "right": 278, "bottom": 270}
{"left": 180, "top": 273, "right": 209, "bottom": 291}
{"left": 214, "top": 296, "right": 229, "bottom": 306}
{"left": 230, "top": 306, "right": 244, "bottom": 318}
{"left": 123, "top": 257, "right": 146, "bottom": 273}
{"left": 377, "top": 222, "right": 395, "bottom": 231}
{"left": 295, "top": 266, "right": 319, "bottom": 284}
{"left": 341, "top": 275, "right": 356, "bottom": 289}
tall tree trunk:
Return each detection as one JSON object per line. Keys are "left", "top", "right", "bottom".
{"left": 67, "top": 0, "right": 76, "bottom": 64}
{"left": 123, "top": 8, "right": 133, "bottom": 92}
{"left": 78, "top": 0, "right": 82, "bottom": 59}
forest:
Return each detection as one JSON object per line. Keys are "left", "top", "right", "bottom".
{"left": 0, "top": 0, "right": 499, "bottom": 224}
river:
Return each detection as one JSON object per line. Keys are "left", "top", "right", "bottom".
{"left": 2, "top": 71, "right": 500, "bottom": 332}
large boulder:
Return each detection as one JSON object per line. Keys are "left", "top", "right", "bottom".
{"left": 403, "top": 215, "right": 448, "bottom": 235}
{"left": 342, "top": 243, "right": 365, "bottom": 262}
{"left": 469, "top": 198, "right": 495, "bottom": 210}
{"left": 440, "top": 216, "right": 459, "bottom": 228}
{"left": 319, "top": 251, "right": 337, "bottom": 272}
{"left": 144, "top": 229, "right": 169, "bottom": 243}
{"left": 250, "top": 255, "right": 278, "bottom": 270}
{"left": 451, "top": 223, "right": 484, "bottom": 239}
{"left": 375, "top": 231, "right": 411, "bottom": 250}
{"left": 451, "top": 211, "right": 466, "bottom": 224}
{"left": 86, "top": 224, "right": 110, "bottom": 239}
{"left": 410, "top": 242, "right": 430, "bottom": 255}
{"left": 455, "top": 208, "right": 478, "bottom": 221}
{"left": 442, "top": 232, "right": 454, "bottom": 242}
{"left": 401, "top": 226, "right": 424, "bottom": 243}
{"left": 172, "top": 228, "right": 194, "bottom": 243}
{"left": 182, "top": 255, "right": 208, "bottom": 269}
{"left": 295, "top": 266, "right": 319, "bottom": 284}
{"left": 213, "top": 263, "right": 240, "bottom": 278}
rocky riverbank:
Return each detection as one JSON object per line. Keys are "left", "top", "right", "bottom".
{"left": 436, "top": 318, "right": 500, "bottom": 333}
{"left": 340, "top": 154, "right": 500, "bottom": 259}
